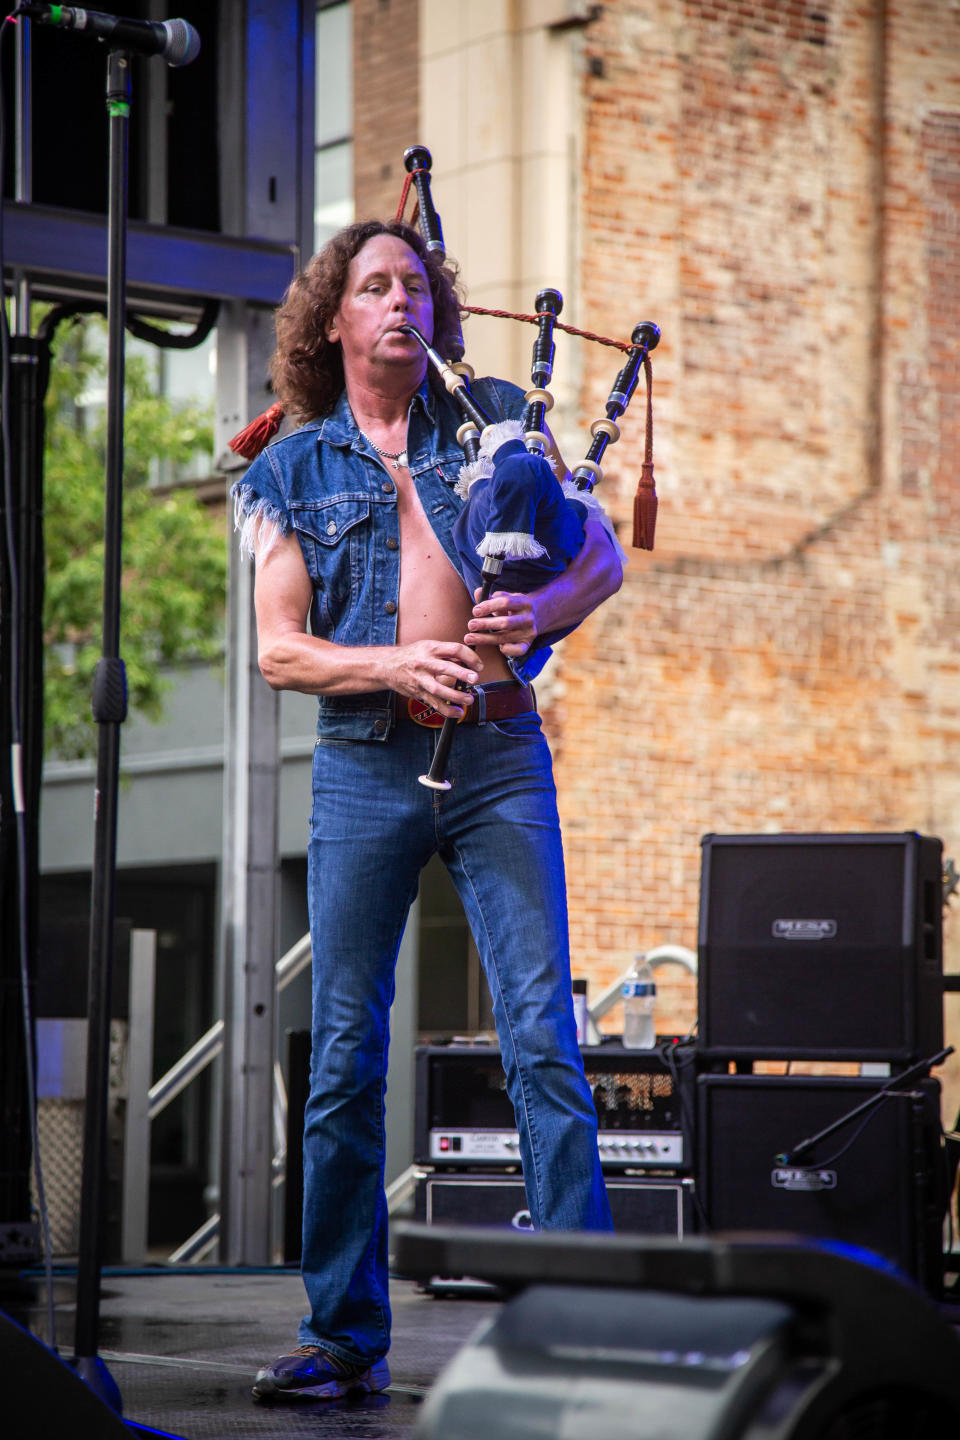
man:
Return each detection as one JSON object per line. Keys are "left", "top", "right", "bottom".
{"left": 232, "top": 219, "right": 621, "bottom": 1403}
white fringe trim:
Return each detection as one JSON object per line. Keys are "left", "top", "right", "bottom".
{"left": 477, "top": 529, "right": 548, "bottom": 561}
{"left": 233, "top": 487, "right": 287, "bottom": 562}
{"left": 454, "top": 456, "right": 494, "bottom": 500}
{"left": 459, "top": 421, "right": 564, "bottom": 497}
{"left": 478, "top": 418, "right": 525, "bottom": 459}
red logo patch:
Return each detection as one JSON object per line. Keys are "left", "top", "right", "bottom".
{"left": 408, "top": 698, "right": 446, "bottom": 728}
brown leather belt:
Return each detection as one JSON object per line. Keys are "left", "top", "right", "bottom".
{"left": 400, "top": 680, "right": 536, "bottom": 728}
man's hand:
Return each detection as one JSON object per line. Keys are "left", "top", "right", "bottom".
{"left": 465, "top": 590, "right": 540, "bottom": 658}
{"left": 254, "top": 533, "right": 486, "bottom": 712}
{"left": 384, "top": 639, "right": 485, "bottom": 718}
{"left": 463, "top": 515, "right": 623, "bottom": 660}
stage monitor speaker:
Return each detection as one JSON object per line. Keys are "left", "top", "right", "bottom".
{"left": 697, "top": 831, "right": 943, "bottom": 1061}
{"left": 0, "top": 1309, "right": 129, "bottom": 1437}
{"left": 393, "top": 1223, "right": 960, "bottom": 1440}
{"left": 696, "top": 1073, "right": 945, "bottom": 1296}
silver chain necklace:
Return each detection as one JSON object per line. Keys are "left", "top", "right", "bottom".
{"left": 361, "top": 431, "right": 408, "bottom": 470}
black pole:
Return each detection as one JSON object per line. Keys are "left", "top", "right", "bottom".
{"left": 11, "top": 337, "right": 46, "bottom": 941}
{"left": 71, "top": 48, "right": 131, "bottom": 1412}
{"left": 0, "top": 334, "right": 48, "bottom": 1255}
{"left": 0, "top": 6, "right": 45, "bottom": 1273}
{"left": 777, "top": 1045, "right": 955, "bottom": 1165}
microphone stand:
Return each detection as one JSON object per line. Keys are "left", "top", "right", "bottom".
{"left": 71, "top": 46, "right": 133, "bottom": 1413}
{"left": 775, "top": 1045, "right": 954, "bottom": 1166}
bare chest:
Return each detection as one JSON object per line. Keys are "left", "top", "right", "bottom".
{"left": 394, "top": 470, "right": 471, "bottom": 643}
{"left": 392, "top": 470, "right": 510, "bottom": 679}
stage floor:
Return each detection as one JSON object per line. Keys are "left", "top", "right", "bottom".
{"left": 7, "top": 1256, "right": 960, "bottom": 1438}
{"left": 6, "top": 1267, "right": 501, "bottom": 1439}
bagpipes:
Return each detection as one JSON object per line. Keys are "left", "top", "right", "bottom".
{"left": 394, "top": 147, "right": 660, "bottom": 789}
{"left": 394, "top": 146, "right": 659, "bottom": 551}
{"left": 229, "top": 144, "right": 661, "bottom": 790}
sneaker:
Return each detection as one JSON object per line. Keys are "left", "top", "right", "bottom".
{"left": 252, "top": 1344, "right": 391, "bottom": 1401}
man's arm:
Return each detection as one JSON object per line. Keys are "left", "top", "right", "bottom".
{"left": 465, "top": 513, "right": 623, "bottom": 658}
{"left": 253, "top": 531, "right": 483, "bottom": 717}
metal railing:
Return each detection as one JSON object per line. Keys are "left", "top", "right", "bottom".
{"left": 147, "top": 931, "right": 313, "bottom": 1262}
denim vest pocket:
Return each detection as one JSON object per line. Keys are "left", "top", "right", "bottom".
{"left": 292, "top": 495, "right": 370, "bottom": 548}
{"left": 431, "top": 454, "right": 466, "bottom": 486}
{"left": 291, "top": 496, "right": 371, "bottom": 636}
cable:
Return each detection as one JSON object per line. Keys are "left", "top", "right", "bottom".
{"left": 940, "top": 1129, "right": 954, "bottom": 1262}
{"left": 939, "top": 1123, "right": 959, "bottom": 1264}
{"left": 786, "top": 1088, "right": 922, "bottom": 1174}
{"left": 36, "top": 295, "right": 220, "bottom": 350}
{"left": 655, "top": 1035, "right": 708, "bottom": 1230}
{"left": 0, "top": 6, "right": 57, "bottom": 1352}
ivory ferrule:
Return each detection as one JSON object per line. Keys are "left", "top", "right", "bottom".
{"left": 524, "top": 429, "right": 551, "bottom": 453}
{"left": 573, "top": 458, "right": 603, "bottom": 489}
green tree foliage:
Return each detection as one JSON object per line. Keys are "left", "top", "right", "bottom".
{"left": 43, "top": 316, "right": 226, "bottom": 759}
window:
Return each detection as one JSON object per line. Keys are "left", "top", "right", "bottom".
{"left": 315, "top": 1, "right": 353, "bottom": 249}
{"left": 58, "top": 312, "right": 216, "bottom": 491}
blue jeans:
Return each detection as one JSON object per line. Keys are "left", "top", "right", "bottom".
{"left": 298, "top": 709, "right": 612, "bottom": 1363}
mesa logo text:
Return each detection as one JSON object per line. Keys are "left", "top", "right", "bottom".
{"left": 772, "top": 919, "right": 837, "bottom": 940}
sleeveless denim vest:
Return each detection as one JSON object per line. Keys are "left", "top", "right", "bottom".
{"left": 231, "top": 376, "right": 549, "bottom": 741}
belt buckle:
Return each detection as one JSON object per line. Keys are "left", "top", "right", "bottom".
{"left": 408, "top": 698, "right": 449, "bottom": 728}
{"left": 407, "top": 687, "right": 476, "bottom": 727}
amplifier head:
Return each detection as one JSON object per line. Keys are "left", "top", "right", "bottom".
{"left": 414, "top": 1043, "right": 694, "bottom": 1171}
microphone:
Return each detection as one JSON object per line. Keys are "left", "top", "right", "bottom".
{"left": 17, "top": 4, "right": 201, "bottom": 67}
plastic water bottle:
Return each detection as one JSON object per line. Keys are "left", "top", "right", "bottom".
{"left": 622, "top": 955, "right": 656, "bottom": 1048}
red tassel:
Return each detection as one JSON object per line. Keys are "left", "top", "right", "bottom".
{"left": 632, "top": 461, "right": 657, "bottom": 550}
{"left": 228, "top": 401, "right": 285, "bottom": 460}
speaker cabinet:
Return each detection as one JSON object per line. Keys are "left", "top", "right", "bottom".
{"left": 696, "top": 1074, "right": 945, "bottom": 1295}
{"left": 698, "top": 832, "right": 943, "bottom": 1061}
{"left": 415, "top": 1174, "right": 696, "bottom": 1238}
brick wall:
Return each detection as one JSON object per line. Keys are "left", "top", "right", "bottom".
{"left": 353, "top": 0, "right": 420, "bottom": 223}
{"left": 544, "top": 0, "right": 960, "bottom": 1117}
{"left": 352, "top": 1, "right": 960, "bottom": 1118}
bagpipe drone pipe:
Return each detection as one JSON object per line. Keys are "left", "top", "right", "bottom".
{"left": 395, "top": 146, "right": 661, "bottom": 789}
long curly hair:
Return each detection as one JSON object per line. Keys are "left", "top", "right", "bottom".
{"left": 269, "top": 220, "right": 464, "bottom": 424}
